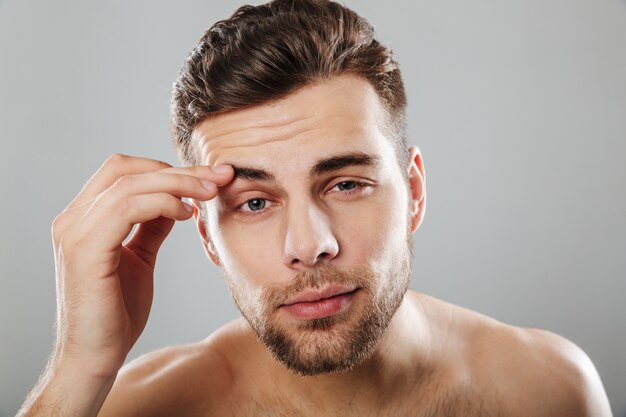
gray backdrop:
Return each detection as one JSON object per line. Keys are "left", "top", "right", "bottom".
{"left": 1, "top": 0, "right": 624, "bottom": 415}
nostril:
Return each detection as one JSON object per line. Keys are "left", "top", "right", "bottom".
{"left": 317, "top": 252, "right": 331, "bottom": 262}
{"left": 289, "top": 252, "right": 331, "bottom": 268}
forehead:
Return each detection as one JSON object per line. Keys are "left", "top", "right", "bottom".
{"left": 191, "top": 75, "right": 392, "bottom": 168}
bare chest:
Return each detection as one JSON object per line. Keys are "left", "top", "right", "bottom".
{"left": 206, "top": 384, "right": 503, "bottom": 417}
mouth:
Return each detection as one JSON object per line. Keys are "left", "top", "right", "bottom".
{"left": 279, "top": 285, "right": 361, "bottom": 320}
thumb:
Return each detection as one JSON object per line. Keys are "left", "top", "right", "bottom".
{"left": 126, "top": 216, "right": 176, "bottom": 265}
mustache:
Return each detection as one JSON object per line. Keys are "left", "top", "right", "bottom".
{"left": 261, "top": 263, "right": 374, "bottom": 308}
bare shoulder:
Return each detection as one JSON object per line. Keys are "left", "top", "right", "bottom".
{"left": 409, "top": 292, "right": 611, "bottom": 416}
{"left": 419, "top": 293, "right": 613, "bottom": 417}
{"left": 97, "top": 319, "right": 247, "bottom": 417}
{"left": 477, "top": 324, "right": 612, "bottom": 416}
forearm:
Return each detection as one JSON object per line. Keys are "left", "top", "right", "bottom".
{"left": 16, "top": 359, "right": 116, "bottom": 417}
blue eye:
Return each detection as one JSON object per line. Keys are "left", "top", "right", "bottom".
{"left": 246, "top": 198, "right": 266, "bottom": 211}
{"left": 336, "top": 181, "right": 358, "bottom": 191}
{"left": 326, "top": 180, "right": 373, "bottom": 198}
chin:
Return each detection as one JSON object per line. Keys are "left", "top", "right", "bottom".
{"left": 258, "top": 287, "right": 399, "bottom": 376}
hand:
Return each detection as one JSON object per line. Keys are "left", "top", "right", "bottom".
{"left": 49, "top": 154, "right": 233, "bottom": 379}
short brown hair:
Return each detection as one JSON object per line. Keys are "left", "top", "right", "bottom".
{"left": 170, "top": 0, "right": 408, "bottom": 167}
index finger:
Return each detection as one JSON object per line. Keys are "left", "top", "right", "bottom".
{"left": 156, "top": 164, "right": 235, "bottom": 187}
{"left": 66, "top": 154, "right": 172, "bottom": 210}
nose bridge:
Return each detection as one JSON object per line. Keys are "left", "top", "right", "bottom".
{"left": 282, "top": 194, "right": 339, "bottom": 268}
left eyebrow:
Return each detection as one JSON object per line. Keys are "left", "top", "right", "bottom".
{"left": 309, "top": 152, "right": 380, "bottom": 177}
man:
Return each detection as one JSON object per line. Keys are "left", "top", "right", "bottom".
{"left": 18, "top": 0, "right": 612, "bottom": 416}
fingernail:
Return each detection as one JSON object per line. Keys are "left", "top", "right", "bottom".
{"left": 201, "top": 180, "right": 216, "bottom": 191}
{"left": 212, "top": 165, "right": 231, "bottom": 174}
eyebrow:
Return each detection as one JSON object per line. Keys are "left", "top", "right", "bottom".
{"left": 232, "top": 166, "right": 276, "bottom": 183}
{"left": 230, "top": 152, "right": 380, "bottom": 183}
{"left": 309, "top": 151, "right": 380, "bottom": 177}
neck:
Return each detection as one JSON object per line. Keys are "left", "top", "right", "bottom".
{"left": 267, "top": 290, "right": 434, "bottom": 406}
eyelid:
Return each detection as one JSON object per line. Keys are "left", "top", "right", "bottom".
{"left": 231, "top": 178, "right": 374, "bottom": 218}
{"left": 234, "top": 197, "right": 277, "bottom": 217}
{"left": 324, "top": 177, "right": 374, "bottom": 194}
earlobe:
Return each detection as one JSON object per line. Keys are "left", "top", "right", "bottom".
{"left": 407, "top": 146, "right": 426, "bottom": 233}
{"left": 191, "top": 199, "right": 222, "bottom": 267}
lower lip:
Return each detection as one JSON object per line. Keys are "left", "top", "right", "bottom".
{"left": 281, "top": 289, "right": 359, "bottom": 320}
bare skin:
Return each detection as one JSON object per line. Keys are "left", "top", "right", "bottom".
{"left": 17, "top": 76, "right": 612, "bottom": 417}
{"left": 98, "top": 291, "right": 612, "bottom": 417}
{"left": 16, "top": 157, "right": 235, "bottom": 417}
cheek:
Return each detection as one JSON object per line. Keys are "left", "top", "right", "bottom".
{"left": 207, "top": 182, "right": 409, "bottom": 284}
{"left": 210, "top": 211, "right": 283, "bottom": 288}
{"left": 335, "top": 185, "right": 410, "bottom": 266}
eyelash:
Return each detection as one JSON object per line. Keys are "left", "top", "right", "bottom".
{"left": 235, "top": 180, "right": 371, "bottom": 217}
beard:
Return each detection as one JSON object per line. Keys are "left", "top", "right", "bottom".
{"left": 223, "top": 239, "right": 413, "bottom": 376}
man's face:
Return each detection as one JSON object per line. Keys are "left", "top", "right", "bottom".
{"left": 191, "top": 75, "right": 424, "bottom": 375}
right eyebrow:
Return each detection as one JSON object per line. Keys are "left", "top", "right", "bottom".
{"left": 231, "top": 166, "right": 277, "bottom": 183}
{"left": 309, "top": 152, "right": 380, "bottom": 177}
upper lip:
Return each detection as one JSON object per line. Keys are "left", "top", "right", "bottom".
{"left": 281, "top": 284, "right": 359, "bottom": 306}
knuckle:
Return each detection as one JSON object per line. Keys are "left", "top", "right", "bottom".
{"left": 51, "top": 213, "right": 66, "bottom": 241}
{"left": 105, "top": 153, "right": 127, "bottom": 167}
{"left": 113, "top": 174, "right": 136, "bottom": 190}
{"left": 99, "top": 153, "right": 128, "bottom": 177}
{"left": 52, "top": 212, "right": 65, "bottom": 229}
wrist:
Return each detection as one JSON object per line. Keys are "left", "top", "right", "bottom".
{"left": 17, "top": 359, "right": 117, "bottom": 417}
{"left": 52, "top": 342, "right": 125, "bottom": 381}
{"left": 43, "top": 360, "right": 117, "bottom": 417}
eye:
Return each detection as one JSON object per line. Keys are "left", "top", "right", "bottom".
{"left": 335, "top": 181, "right": 358, "bottom": 191}
{"left": 241, "top": 198, "right": 267, "bottom": 212}
{"left": 326, "top": 179, "right": 372, "bottom": 196}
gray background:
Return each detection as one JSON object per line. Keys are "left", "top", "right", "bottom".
{"left": 1, "top": 0, "right": 624, "bottom": 415}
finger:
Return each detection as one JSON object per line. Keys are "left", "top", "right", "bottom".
{"left": 52, "top": 200, "right": 94, "bottom": 246}
{"left": 103, "top": 171, "right": 225, "bottom": 204}
{"left": 66, "top": 154, "right": 172, "bottom": 211}
{"left": 125, "top": 216, "right": 176, "bottom": 265}
{"left": 67, "top": 193, "right": 194, "bottom": 254}
{"left": 54, "top": 168, "right": 229, "bottom": 247}
{"left": 156, "top": 164, "right": 234, "bottom": 187}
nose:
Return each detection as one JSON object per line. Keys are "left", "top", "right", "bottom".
{"left": 282, "top": 200, "right": 339, "bottom": 269}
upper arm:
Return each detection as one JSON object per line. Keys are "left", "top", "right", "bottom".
{"left": 97, "top": 343, "right": 231, "bottom": 417}
{"left": 97, "top": 348, "right": 179, "bottom": 417}
{"left": 473, "top": 324, "right": 612, "bottom": 417}
{"left": 522, "top": 329, "right": 613, "bottom": 417}
{"left": 550, "top": 333, "right": 612, "bottom": 417}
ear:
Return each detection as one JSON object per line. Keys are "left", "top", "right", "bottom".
{"left": 190, "top": 199, "right": 222, "bottom": 267}
{"left": 407, "top": 146, "right": 426, "bottom": 233}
